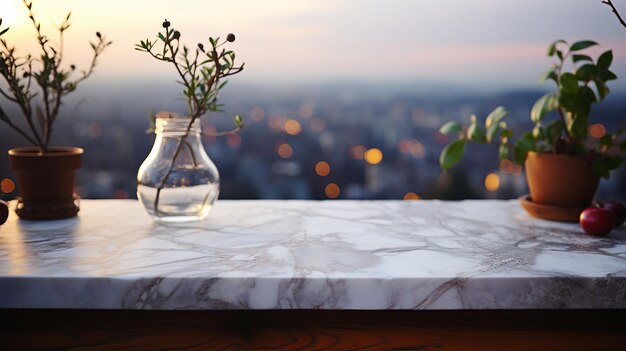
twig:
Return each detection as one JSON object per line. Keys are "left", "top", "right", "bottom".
{"left": 152, "top": 118, "right": 195, "bottom": 215}
{"left": 0, "top": 108, "right": 39, "bottom": 145}
{"left": 602, "top": 0, "right": 626, "bottom": 29}
{"left": 203, "top": 125, "right": 243, "bottom": 137}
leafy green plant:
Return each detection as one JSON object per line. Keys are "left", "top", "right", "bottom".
{"left": 439, "top": 39, "right": 625, "bottom": 178}
{"left": 135, "top": 19, "right": 245, "bottom": 213}
{"left": 0, "top": 0, "right": 111, "bottom": 152}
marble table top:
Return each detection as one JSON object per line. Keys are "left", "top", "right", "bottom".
{"left": 0, "top": 200, "right": 624, "bottom": 310}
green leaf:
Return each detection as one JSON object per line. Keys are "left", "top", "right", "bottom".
{"left": 597, "top": 50, "right": 613, "bottom": 71}
{"left": 486, "top": 124, "right": 501, "bottom": 144}
{"left": 572, "top": 54, "right": 592, "bottom": 63}
{"left": 599, "top": 134, "right": 612, "bottom": 146}
{"left": 499, "top": 143, "right": 508, "bottom": 160}
{"left": 604, "top": 156, "right": 622, "bottom": 170}
{"left": 570, "top": 40, "right": 598, "bottom": 51}
{"left": 501, "top": 129, "right": 513, "bottom": 139}
{"left": 546, "top": 120, "right": 563, "bottom": 143}
{"left": 485, "top": 106, "right": 508, "bottom": 129}
{"left": 547, "top": 39, "right": 567, "bottom": 56}
{"left": 532, "top": 125, "right": 544, "bottom": 139}
{"left": 439, "top": 139, "right": 466, "bottom": 172}
{"left": 575, "top": 64, "right": 597, "bottom": 81}
{"left": 538, "top": 68, "right": 558, "bottom": 84}
{"left": 531, "top": 93, "right": 555, "bottom": 123}
{"left": 234, "top": 114, "right": 244, "bottom": 127}
{"left": 601, "top": 70, "right": 618, "bottom": 81}
{"left": 485, "top": 107, "right": 508, "bottom": 143}
{"left": 439, "top": 121, "right": 463, "bottom": 135}
{"left": 513, "top": 133, "right": 536, "bottom": 165}
{"left": 467, "top": 120, "right": 486, "bottom": 143}
{"left": 559, "top": 73, "right": 579, "bottom": 94}
{"left": 558, "top": 93, "right": 577, "bottom": 112}
{"left": 593, "top": 78, "right": 609, "bottom": 101}
{"left": 556, "top": 50, "right": 564, "bottom": 60}
{"left": 567, "top": 86, "right": 595, "bottom": 139}
{"left": 592, "top": 159, "right": 610, "bottom": 179}
{"left": 570, "top": 114, "right": 588, "bottom": 140}
{"left": 579, "top": 85, "right": 597, "bottom": 109}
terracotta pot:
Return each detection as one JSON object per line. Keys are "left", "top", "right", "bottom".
{"left": 8, "top": 147, "right": 83, "bottom": 220}
{"left": 524, "top": 151, "right": 599, "bottom": 207}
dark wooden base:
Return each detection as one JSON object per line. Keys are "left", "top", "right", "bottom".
{"left": 2, "top": 309, "right": 625, "bottom": 350}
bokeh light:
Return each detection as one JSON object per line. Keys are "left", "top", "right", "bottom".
{"left": 310, "top": 117, "right": 326, "bottom": 132}
{"left": 397, "top": 139, "right": 425, "bottom": 159}
{"left": 325, "top": 183, "right": 340, "bottom": 198}
{"left": 364, "top": 148, "right": 383, "bottom": 165}
{"left": 350, "top": 145, "right": 366, "bottom": 160}
{"left": 484, "top": 172, "right": 500, "bottom": 191}
{"left": 499, "top": 159, "right": 514, "bottom": 173}
{"left": 227, "top": 133, "right": 241, "bottom": 148}
{"left": 277, "top": 143, "right": 293, "bottom": 159}
{"left": 403, "top": 192, "right": 421, "bottom": 200}
{"left": 202, "top": 125, "right": 217, "bottom": 142}
{"left": 315, "top": 161, "right": 331, "bottom": 176}
{"left": 298, "top": 104, "right": 314, "bottom": 119}
{"left": 398, "top": 140, "right": 410, "bottom": 154}
{"left": 250, "top": 107, "right": 265, "bottom": 122}
{"left": 268, "top": 116, "right": 286, "bottom": 132}
{"left": 1, "top": 179, "right": 15, "bottom": 193}
{"left": 589, "top": 123, "right": 606, "bottom": 138}
{"left": 410, "top": 142, "right": 425, "bottom": 158}
{"left": 88, "top": 122, "right": 102, "bottom": 138}
{"left": 284, "top": 119, "right": 302, "bottom": 135}
{"left": 434, "top": 131, "right": 449, "bottom": 144}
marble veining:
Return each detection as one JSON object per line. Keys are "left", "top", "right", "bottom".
{"left": 0, "top": 200, "right": 624, "bottom": 310}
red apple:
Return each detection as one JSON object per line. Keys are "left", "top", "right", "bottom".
{"left": 579, "top": 207, "right": 614, "bottom": 236}
{"left": 0, "top": 200, "right": 8, "bottom": 226}
{"left": 599, "top": 201, "right": 626, "bottom": 226}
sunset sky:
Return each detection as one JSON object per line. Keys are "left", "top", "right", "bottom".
{"left": 1, "top": 0, "right": 626, "bottom": 90}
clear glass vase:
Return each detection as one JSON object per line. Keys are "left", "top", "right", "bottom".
{"left": 137, "top": 117, "right": 220, "bottom": 222}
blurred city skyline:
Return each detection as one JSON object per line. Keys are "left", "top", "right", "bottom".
{"left": 1, "top": 83, "right": 624, "bottom": 202}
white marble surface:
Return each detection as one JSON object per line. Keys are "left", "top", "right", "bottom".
{"left": 0, "top": 200, "right": 625, "bottom": 310}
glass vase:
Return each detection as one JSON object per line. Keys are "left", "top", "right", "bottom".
{"left": 137, "top": 116, "right": 219, "bottom": 222}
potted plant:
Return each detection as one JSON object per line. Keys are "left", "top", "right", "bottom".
{"left": 134, "top": 20, "right": 244, "bottom": 222}
{"left": 0, "top": 1, "right": 111, "bottom": 219}
{"left": 439, "top": 39, "right": 625, "bottom": 221}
